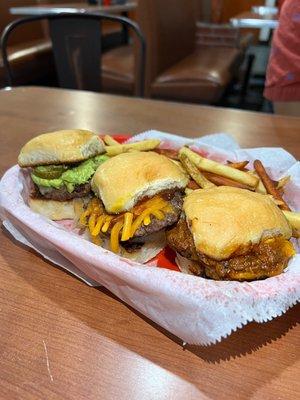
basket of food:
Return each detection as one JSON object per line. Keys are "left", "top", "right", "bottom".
{"left": 0, "top": 129, "right": 299, "bottom": 345}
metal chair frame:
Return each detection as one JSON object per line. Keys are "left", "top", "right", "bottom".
{"left": 0, "top": 12, "right": 146, "bottom": 96}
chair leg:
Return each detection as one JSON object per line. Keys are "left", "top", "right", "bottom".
{"left": 239, "top": 54, "right": 255, "bottom": 106}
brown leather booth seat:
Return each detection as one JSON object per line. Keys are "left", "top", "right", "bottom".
{"left": 101, "top": 45, "right": 241, "bottom": 103}
{"left": 0, "top": 39, "right": 53, "bottom": 87}
{"left": 0, "top": 0, "right": 55, "bottom": 88}
{"left": 101, "top": 0, "right": 244, "bottom": 104}
{"left": 102, "top": 45, "right": 134, "bottom": 95}
{"left": 151, "top": 47, "right": 241, "bottom": 103}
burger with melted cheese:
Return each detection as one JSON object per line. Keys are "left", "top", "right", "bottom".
{"left": 85, "top": 151, "right": 189, "bottom": 263}
{"left": 167, "top": 186, "right": 295, "bottom": 280}
{"left": 18, "top": 129, "right": 107, "bottom": 220}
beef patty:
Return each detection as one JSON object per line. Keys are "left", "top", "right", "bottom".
{"left": 34, "top": 182, "right": 91, "bottom": 201}
{"left": 166, "top": 217, "right": 198, "bottom": 260}
{"left": 200, "top": 237, "right": 292, "bottom": 280}
{"left": 103, "top": 190, "right": 184, "bottom": 241}
{"left": 133, "top": 190, "right": 183, "bottom": 238}
{"left": 166, "top": 218, "right": 293, "bottom": 281}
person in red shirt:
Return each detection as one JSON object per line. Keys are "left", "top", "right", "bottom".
{"left": 264, "top": 0, "right": 300, "bottom": 116}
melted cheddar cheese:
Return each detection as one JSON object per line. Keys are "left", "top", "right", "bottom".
{"left": 80, "top": 195, "right": 173, "bottom": 253}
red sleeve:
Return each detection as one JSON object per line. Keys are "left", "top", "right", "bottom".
{"left": 278, "top": 0, "right": 287, "bottom": 12}
{"left": 264, "top": 0, "right": 300, "bottom": 101}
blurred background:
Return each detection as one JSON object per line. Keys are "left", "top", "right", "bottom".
{"left": 0, "top": 1, "right": 284, "bottom": 113}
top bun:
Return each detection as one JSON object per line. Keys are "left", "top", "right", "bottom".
{"left": 184, "top": 186, "right": 292, "bottom": 260}
{"left": 18, "top": 129, "right": 105, "bottom": 167}
{"left": 92, "top": 151, "right": 188, "bottom": 213}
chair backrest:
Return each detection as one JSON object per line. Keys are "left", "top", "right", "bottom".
{"left": 195, "top": 0, "right": 212, "bottom": 23}
{"left": 136, "top": 0, "right": 196, "bottom": 96}
{"left": 1, "top": 12, "right": 146, "bottom": 96}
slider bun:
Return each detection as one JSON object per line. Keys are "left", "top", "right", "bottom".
{"left": 18, "top": 129, "right": 105, "bottom": 167}
{"left": 184, "top": 186, "right": 292, "bottom": 260}
{"left": 92, "top": 151, "right": 188, "bottom": 213}
{"left": 121, "top": 232, "right": 166, "bottom": 263}
{"left": 29, "top": 198, "right": 86, "bottom": 220}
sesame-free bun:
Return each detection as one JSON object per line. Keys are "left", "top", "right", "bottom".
{"left": 184, "top": 186, "right": 292, "bottom": 260}
{"left": 92, "top": 151, "right": 188, "bottom": 213}
{"left": 29, "top": 197, "right": 87, "bottom": 220}
{"left": 121, "top": 232, "right": 166, "bottom": 263}
{"left": 18, "top": 129, "right": 105, "bottom": 167}
{"left": 123, "top": 239, "right": 164, "bottom": 263}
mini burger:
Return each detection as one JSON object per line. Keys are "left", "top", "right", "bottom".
{"left": 18, "top": 129, "right": 107, "bottom": 220}
{"left": 167, "top": 186, "right": 295, "bottom": 281}
{"left": 82, "top": 151, "right": 189, "bottom": 263}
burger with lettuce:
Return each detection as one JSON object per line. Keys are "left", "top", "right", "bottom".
{"left": 18, "top": 129, "right": 108, "bottom": 220}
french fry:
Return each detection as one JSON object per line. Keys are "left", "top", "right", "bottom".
{"left": 268, "top": 195, "right": 285, "bottom": 206}
{"left": 256, "top": 181, "right": 267, "bottom": 194}
{"left": 187, "top": 180, "right": 200, "bottom": 190}
{"left": 105, "top": 139, "right": 160, "bottom": 156}
{"left": 202, "top": 172, "right": 254, "bottom": 191}
{"left": 274, "top": 200, "right": 285, "bottom": 206}
{"left": 170, "top": 159, "right": 183, "bottom": 168}
{"left": 277, "top": 176, "right": 291, "bottom": 190}
{"left": 253, "top": 160, "right": 290, "bottom": 211}
{"left": 154, "top": 148, "right": 179, "bottom": 160}
{"left": 227, "top": 160, "right": 249, "bottom": 170}
{"left": 256, "top": 178, "right": 267, "bottom": 194}
{"left": 249, "top": 170, "right": 277, "bottom": 185}
{"left": 248, "top": 171, "right": 269, "bottom": 194}
{"left": 180, "top": 154, "right": 215, "bottom": 189}
{"left": 103, "top": 135, "right": 120, "bottom": 146}
{"left": 283, "top": 211, "right": 300, "bottom": 229}
{"left": 185, "top": 188, "right": 194, "bottom": 195}
{"left": 283, "top": 211, "right": 300, "bottom": 237}
{"left": 179, "top": 148, "right": 258, "bottom": 188}
{"left": 283, "top": 211, "right": 300, "bottom": 238}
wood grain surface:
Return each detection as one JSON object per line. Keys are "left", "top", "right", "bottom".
{"left": 0, "top": 86, "right": 299, "bottom": 400}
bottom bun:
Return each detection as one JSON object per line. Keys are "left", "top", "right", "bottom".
{"left": 175, "top": 253, "right": 204, "bottom": 276}
{"left": 122, "top": 231, "right": 166, "bottom": 264}
{"left": 29, "top": 197, "right": 89, "bottom": 221}
{"left": 86, "top": 231, "right": 166, "bottom": 264}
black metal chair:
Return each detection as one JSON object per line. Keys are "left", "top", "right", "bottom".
{"left": 0, "top": 12, "right": 146, "bottom": 96}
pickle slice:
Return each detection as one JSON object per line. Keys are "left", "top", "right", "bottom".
{"left": 33, "top": 165, "right": 68, "bottom": 179}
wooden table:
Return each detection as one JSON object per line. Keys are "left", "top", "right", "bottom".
{"left": 0, "top": 86, "right": 299, "bottom": 400}
{"left": 10, "top": 2, "right": 137, "bottom": 16}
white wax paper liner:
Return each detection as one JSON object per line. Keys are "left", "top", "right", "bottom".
{"left": 0, "top": 132, "right": 299, "bottom": 345}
